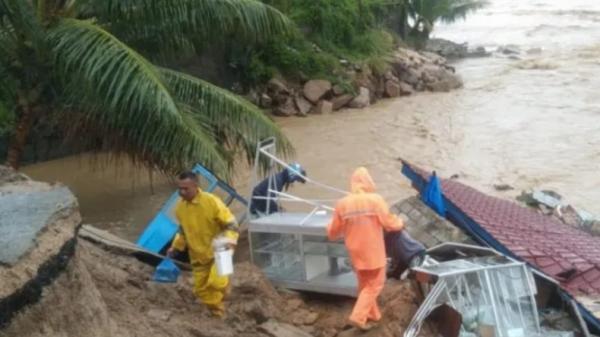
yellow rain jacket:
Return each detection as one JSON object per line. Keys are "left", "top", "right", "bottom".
{"left": 170, "top": 189, "right": 238, "bottom": 313}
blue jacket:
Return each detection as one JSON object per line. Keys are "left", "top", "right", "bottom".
{"left": 250, "top": 170, "right": 293, "bottom": 215}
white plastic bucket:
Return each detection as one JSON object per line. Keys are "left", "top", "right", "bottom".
{"left": 215, "top": 249, "right": 234, "bottom": 276}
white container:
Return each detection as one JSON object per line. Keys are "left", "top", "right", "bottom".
{"left": 215, "top": 249, "right": 234, "bottom": 276}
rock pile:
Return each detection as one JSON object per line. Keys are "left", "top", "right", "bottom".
{"left": 252, "top": 47, "right": 463, "bottom": 118}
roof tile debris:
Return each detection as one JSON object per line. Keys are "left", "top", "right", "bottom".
{"left": 404, "top": 162, "right": 600, "bottom": 297}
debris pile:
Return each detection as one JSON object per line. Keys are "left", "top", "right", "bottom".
{"left": 517, "top": 190, "right": 600, "bottom": 236}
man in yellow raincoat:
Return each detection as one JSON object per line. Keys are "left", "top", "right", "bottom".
{"left": 167, "top": 171, "right": 238, "bottom": 318}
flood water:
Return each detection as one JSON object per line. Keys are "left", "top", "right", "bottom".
{"left": 23, "top": 0, "right": 600, "bottom": 240}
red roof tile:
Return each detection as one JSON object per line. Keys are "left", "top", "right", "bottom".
{"left": 405, "top": 162, "right": 600, "bottom": 297}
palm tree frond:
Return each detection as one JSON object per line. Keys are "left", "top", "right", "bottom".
{"left": 160, "top": 68, "right": 294, "bottom": 167}
{"left": 48, "top": 18, "right": 230, "bottom": 175}
{"left": 438, "top": 0, "right": 487, "bottom": 23}
{"left": 85, "top": 0, "right": 292, "bottom": 57}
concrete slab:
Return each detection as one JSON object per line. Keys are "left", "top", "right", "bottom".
{"left": 0, "top": 186, "right": 75, "bottom": 265}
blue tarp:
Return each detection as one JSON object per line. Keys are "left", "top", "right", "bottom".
{"left": 422, "top": 171, "right": 446, "bottom": 217}
{"left": 401, "top": 163, "right": 600, "bottom": 334}
{"left": 136, "top": 164, "right": 247, "bottom": 254}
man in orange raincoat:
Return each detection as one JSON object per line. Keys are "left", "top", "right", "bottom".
{"left": 327, "top": 167, "right": 404, "bottom": 330}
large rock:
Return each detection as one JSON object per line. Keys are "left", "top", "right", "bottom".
{"left": 267, "top": 78, "right": 292, "bottom": 105}
{"left": 303, "top": 80, "right": 331, "bottom": 103}
{"left": 272, "top": 98, "right": 298, "bottom": 117}
{"left": 426, "top": 73, "right": 463, "bottom": 92}
{"left": 426, "top": 38, "right": 468, "bottom": 59}
{"left": 267, "top": 78, "right": 290, "bottom": 95}
{"left": 394, "top": 65, "right": 421, "bottom": 87}
{"left": 332, "top": 85, "right": 345, "bottom": 96}
{"left": 421, "top": 64, "right": 463, "bottom": 92}
{"left": 294, "top": 96, "right": 313, "bottom": 117}
{"left": 331, "top": 94, "right": 353, "bottom": 110}
{"left": 260, "top": 94, "right": 273, "bottom": 109}
{"left": 398, "top": 82, "right": 415, "bottom": 96}
{"left": 384, "top": 71, "right": 399, "bottom": 82}
{"left": 312, "top": 100, "right": 333, "bottom": 115}
{"left": 384, "top": 80, "right": 401, "bottom": 98}
{"left": 348, "top": 87, "right": 370, "bottom": 109}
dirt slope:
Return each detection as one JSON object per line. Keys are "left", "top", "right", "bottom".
{"left": 2, "top": 237, "right": 428, "bottom": 337}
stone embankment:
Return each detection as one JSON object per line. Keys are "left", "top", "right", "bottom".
{"left": 250, "top": 47, "right": 464, "bottom": 118}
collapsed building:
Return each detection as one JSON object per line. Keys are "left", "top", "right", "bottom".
{"left": 401, "top": 161, "right": 600, "bottom": 337}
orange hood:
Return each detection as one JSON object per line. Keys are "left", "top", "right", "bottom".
{"left": 350, "top": 167, "right": 376, "bottom": 193}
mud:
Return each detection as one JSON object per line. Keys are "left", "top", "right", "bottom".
{"left": 2, "top": 238, "right": 425, "bottom": 337}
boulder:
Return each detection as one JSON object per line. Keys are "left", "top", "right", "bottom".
{"left": 384, "top": 80, "right": 401, "bottom": 98}
{"left": 267, "top": 78, "right": 292, "bottom": 105}
{"left": 348, "top": 87, "right": 370, "bottom": 109}
{"left": 422, "top": 64, "right": 463, "bottom": 92}
{"left": 331, "top": 94, "right": 353, "bottom": 110}
{"left": 426, "top": 74, "right": 463, "bottom": 92}
{"left": 294, "top": 96, "right": 313, "bottom": 117}
{"left": 398, "top": 82, "right": 414, "bottom": 96}
{"left": 394, "top": 65, "right": 421, "bottom": 86}
{"left": 332, "top": 85, "right": 345, "bottom": 96}
{"left": 312, "top": 100, "right": 333, "bottom": 115}
{"left": 260, "top": 94, "right": 273, "bottom": 109}
{"left": 267, "top": 78, "right": 290, "bottom": 95}
{"left": 303, "top": 80, "right": 331, "bottom": 103}
{"left": 426, "top": 38, "right": 468, "bottom": 59}
{"left": 384, "top": 71, "right": 399, "bottom": 82}
{"left": 272, "top": 98, "right": 298, "bottom": 117}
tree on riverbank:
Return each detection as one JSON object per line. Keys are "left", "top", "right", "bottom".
{"left": 0, "top": 0, "right": 292, "bottom": 176}
{"left": 404, "top": 0, "right": 488, "bottom": 43}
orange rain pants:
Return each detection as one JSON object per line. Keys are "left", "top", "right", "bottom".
{"left": 327, "top": 167, "right": 404, "bottom": 326}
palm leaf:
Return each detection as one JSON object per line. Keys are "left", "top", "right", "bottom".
{"left": 160, "top": 68, "right": 294, "bottom": 168}
{"left": 0, "top": 0, "right": 45, "bottom": 48}
{"left": 80, "top": 0, "right": 292, "bottom": 57}
{"left": 438, "top": 0, "right": 487, "bottom": 23}
{"left": 48, "top": 18, "right": 230, "bottom": 175}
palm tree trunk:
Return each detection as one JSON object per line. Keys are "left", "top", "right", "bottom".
{"left": 399, "top": 5, "right": 409, "bottom": 40}
{"left": 5, "top": 104, "right": 34, "bottom": 170}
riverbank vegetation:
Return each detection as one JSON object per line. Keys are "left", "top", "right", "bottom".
{"left": 0, "top": 0, "right": 486, "bottom": 175}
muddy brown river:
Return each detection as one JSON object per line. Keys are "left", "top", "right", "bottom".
{"left": 23, "top": 0, "right": 600, "bottom": 241}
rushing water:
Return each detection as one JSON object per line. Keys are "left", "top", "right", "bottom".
{"left": 23, "top": 0, "right": 600, "bottom": 240}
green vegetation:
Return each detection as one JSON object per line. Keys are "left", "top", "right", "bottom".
{"left": 234, "top": 0, "right": 398, "bottom": 86}
{"left": 0, "top": 0, "right": 293, "bottom": 175}
{"left": 404, "top": 0, "right": 488, "bottom": 43}
{"left": 235, "top": 0, "right": 486, "bottom": 86}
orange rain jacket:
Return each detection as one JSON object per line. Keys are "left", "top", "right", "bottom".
{"left": 327, "top": 167, "right": 404, "bottom": 270}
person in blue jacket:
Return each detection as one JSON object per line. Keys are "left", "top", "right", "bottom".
{"left": 250, "top": 163, "right": 307, "bottom": 216}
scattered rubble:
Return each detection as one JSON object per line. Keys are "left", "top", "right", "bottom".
{"left": 517, "top": 189, "right": 600, "bottom": 236}
{"left": 391, "top": 196, "right": 474, "bottom": 248}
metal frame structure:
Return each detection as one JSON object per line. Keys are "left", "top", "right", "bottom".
{"left": 247, "top": 138, "right": 357, "bottom": 296}
{"left": 405, "top": 243, "right": 542, "bottom": 337}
